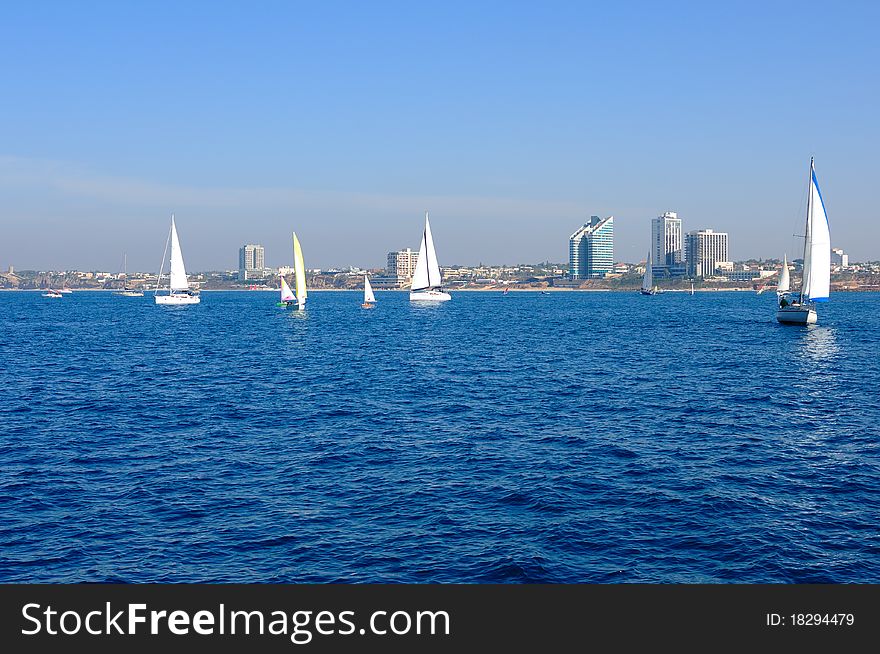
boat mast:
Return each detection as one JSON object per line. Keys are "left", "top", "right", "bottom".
{"left": 424, "top": 210, "right": 432, "bottom": 289}
{"left": 799, "top": 158, "right": 813, "bottom": 303}
{"left": 155, "top": 221, "right": 172, "bottom": 294}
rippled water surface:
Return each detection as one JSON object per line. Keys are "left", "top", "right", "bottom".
{"left": 1, "top": 290, "right": 879, "bottom": 583}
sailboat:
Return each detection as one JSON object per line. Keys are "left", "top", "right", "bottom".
{"left": 776, "top": 254, "right": 790, "bottom": 297}
{"left": 276, "top": 275, "right": 296, "bottom": 308}
{"left": 777, "top": 158, "right": 830, "bottom": 324}
{"left": 155, "top": 215, "right": 200, "bottom": 305}
{"left": 291, "top": 232, "right": 307, "bottom": 310}
{"left": 410, "top": 211, "right": 451, "bottom": 302}
{"left": 690, "top": 282, "right": 695, "bottom": 296}
{"left": 117, "top": 253, "right": 144, "bottom": 297}
{"left": 640, "top": 251, "right": 659, "bottom": 295}
{"left": 362, "top": 274, "right": 376, "bottom": 308}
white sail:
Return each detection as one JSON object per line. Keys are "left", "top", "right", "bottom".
{"left": 411, "top": 211, "right": 442, "bottom": 291}
{"left": 293, "top": 232, "right": 307, "bottom": 306}
{"left": 280, "top": 276, "right": 295, "bottom": 302}
{"left": 801, "top": 163, "right": 831, "bottom": 302}
{"left": 641, "top": 251, "right": 653, "bottom": 291}
{"left": 777, "top": 254, "right": 790, "bottom": 293}
{"left": 169, "top": 216, "right": 189, "bottom": 291}
{"left": 364, "top": 275, "right": 376, "bottom": 303}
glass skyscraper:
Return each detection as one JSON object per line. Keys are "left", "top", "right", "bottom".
{"left": 569, "top": 216, "right": 614, "bottom": 279}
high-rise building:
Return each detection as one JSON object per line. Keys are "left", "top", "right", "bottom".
{"left": 831, "top": 248, "right": 848, "bottom": 268}
{"left": 387, "top": 248, "right": 419, "bottom": 281}
{"left": 685, "top": 229, "right": 729, "bottom": 278}
{"left": 651, "top": 211, "right": 684, "bottom": 277}
{"left": 568, "top": 216, "right": 614, "bottom": 279}
{"left": 239, "top": 244, "right": 265, "bottom": 281}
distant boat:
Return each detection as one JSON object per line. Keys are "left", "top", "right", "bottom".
{"left": 42, "top": 290, "right": 62, "bottom": 298}
{"left": 155, "top": 215, "right": 200, "bottom": 305}
{"left": 777, "top": 158, "right": 830, "bottom": 325}
{"left": 502, "top": 286, "right": 509, "bottom": 295}
{"left": 640, "top": 251, "right": 659, "bottom": 295}
{"left": 117, "top": 253, "right": 144, "bottom": 297}
{"left": 276, "top": 275, "right": 297, "bottom": 309}
{"left": 690, "top": 282, "right": 695, "bottom": 296}
{"left": 410, "top": 211, "right": 451, "bottom": 302}
{"left": 57, "top": 287, "right": 72, "bottom": 294}
{"left": 776, "top": 254, "right": 790, "bottom": 297}
{"left": 291, "top": 232, "right": 307, "bottom": 310}
{"left": 540, "top": 290, "right": 550, "bottom": 295}
{"left": 362, "top": 274, "right": 376, "bottom": 308}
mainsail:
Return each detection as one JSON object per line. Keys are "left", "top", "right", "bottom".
{"left": 412, "top": 212, "right": 442, "bottom": 291}
{"left": 169, "top": 216, "right": 189, "bottom": 291}
{"left": 293, "top": 232, "right": 307, "bottom": 306}
{"left": 801, "top": 162, "right": 831, "bottom": 302}
{"left": 364, "top": 275, "right": 376, "bottom": 303}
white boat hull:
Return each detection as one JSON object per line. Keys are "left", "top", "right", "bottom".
{"left": 410, "top": 290, "right": 451, "bottom": 302}
{"left": 155, "top": 293, "right": 200, "bottom": 305}
{"left": 776, "top": 306, "right": 816, "bottom": 324}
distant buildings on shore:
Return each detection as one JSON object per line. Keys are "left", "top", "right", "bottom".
{"left": 568, "top": 216, "right": 614, "bottom": 280}
{"left": 560, "top": 208, "right": 855, "bottom": 284}
{"left": 238, "top": 244, "right": 265, "bottom": 281}
{"left": 4, "top": 222, "right": 859, "bottom": 291}
{"left": 652, "top": 212, "right": 686, "bottom": 277}
{"left": 386, "top": 248, "right": 418, "bottom": 283}
{"left": 686, "top": 229, "right": 729, "bottom": 278}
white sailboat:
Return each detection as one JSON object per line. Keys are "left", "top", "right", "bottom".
{"left": 117, "top": 253, "right": 144, "bottom": 297}
{"left": 155, "top": 215, "right": 200, "bottom": 305}
{"left": 776, "top": 254, "right": 790, "bottom": 296}
{"left": 410, "top": 211, "right": 451, "bottom": 302}
{"left": 292, "top": 232, "right": 307, "bottom": 310}
{"left": 362, "top": 274, "right": 376, "bottom": 308}
{"left": 777, "top": 158, "right": 830, "bottom": 324}
{"left": 640, "top": 251, "right": 658, "bottom": 295}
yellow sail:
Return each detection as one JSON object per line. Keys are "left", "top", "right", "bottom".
{"left": 293, "top": 232, "right": 307, "bottom": 307}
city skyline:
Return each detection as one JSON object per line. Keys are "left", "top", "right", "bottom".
{"left": 2, "top": 3, "right": 879, "bottom": 270}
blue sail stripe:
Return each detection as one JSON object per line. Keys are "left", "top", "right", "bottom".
{"left": 812, "top": 169, "right": 830, "bottom": 227}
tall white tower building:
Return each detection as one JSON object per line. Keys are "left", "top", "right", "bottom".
{"left": 685, "top": 229, "right": 729, "bottom": 278}
{"left": 651, "top": 212, "right": 683, "bottom": 276}
{"left": 239, "top": 244, "right": 265, "bottom": 281}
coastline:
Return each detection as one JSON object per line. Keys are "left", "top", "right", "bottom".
{"left": 4, "top": 286, "right": 876, "bottom": 293}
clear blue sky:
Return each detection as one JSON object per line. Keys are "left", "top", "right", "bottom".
{"left": 1, "top": 1, "right": 878, "bottom": 271}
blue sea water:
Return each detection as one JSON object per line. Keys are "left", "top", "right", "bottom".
{"left": 1, "top": 290, "right": 879, "bottom": 583}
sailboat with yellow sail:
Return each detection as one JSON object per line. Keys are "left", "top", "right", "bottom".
{"left": 277, "top": 232, "right": 308, "bottom": 310}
